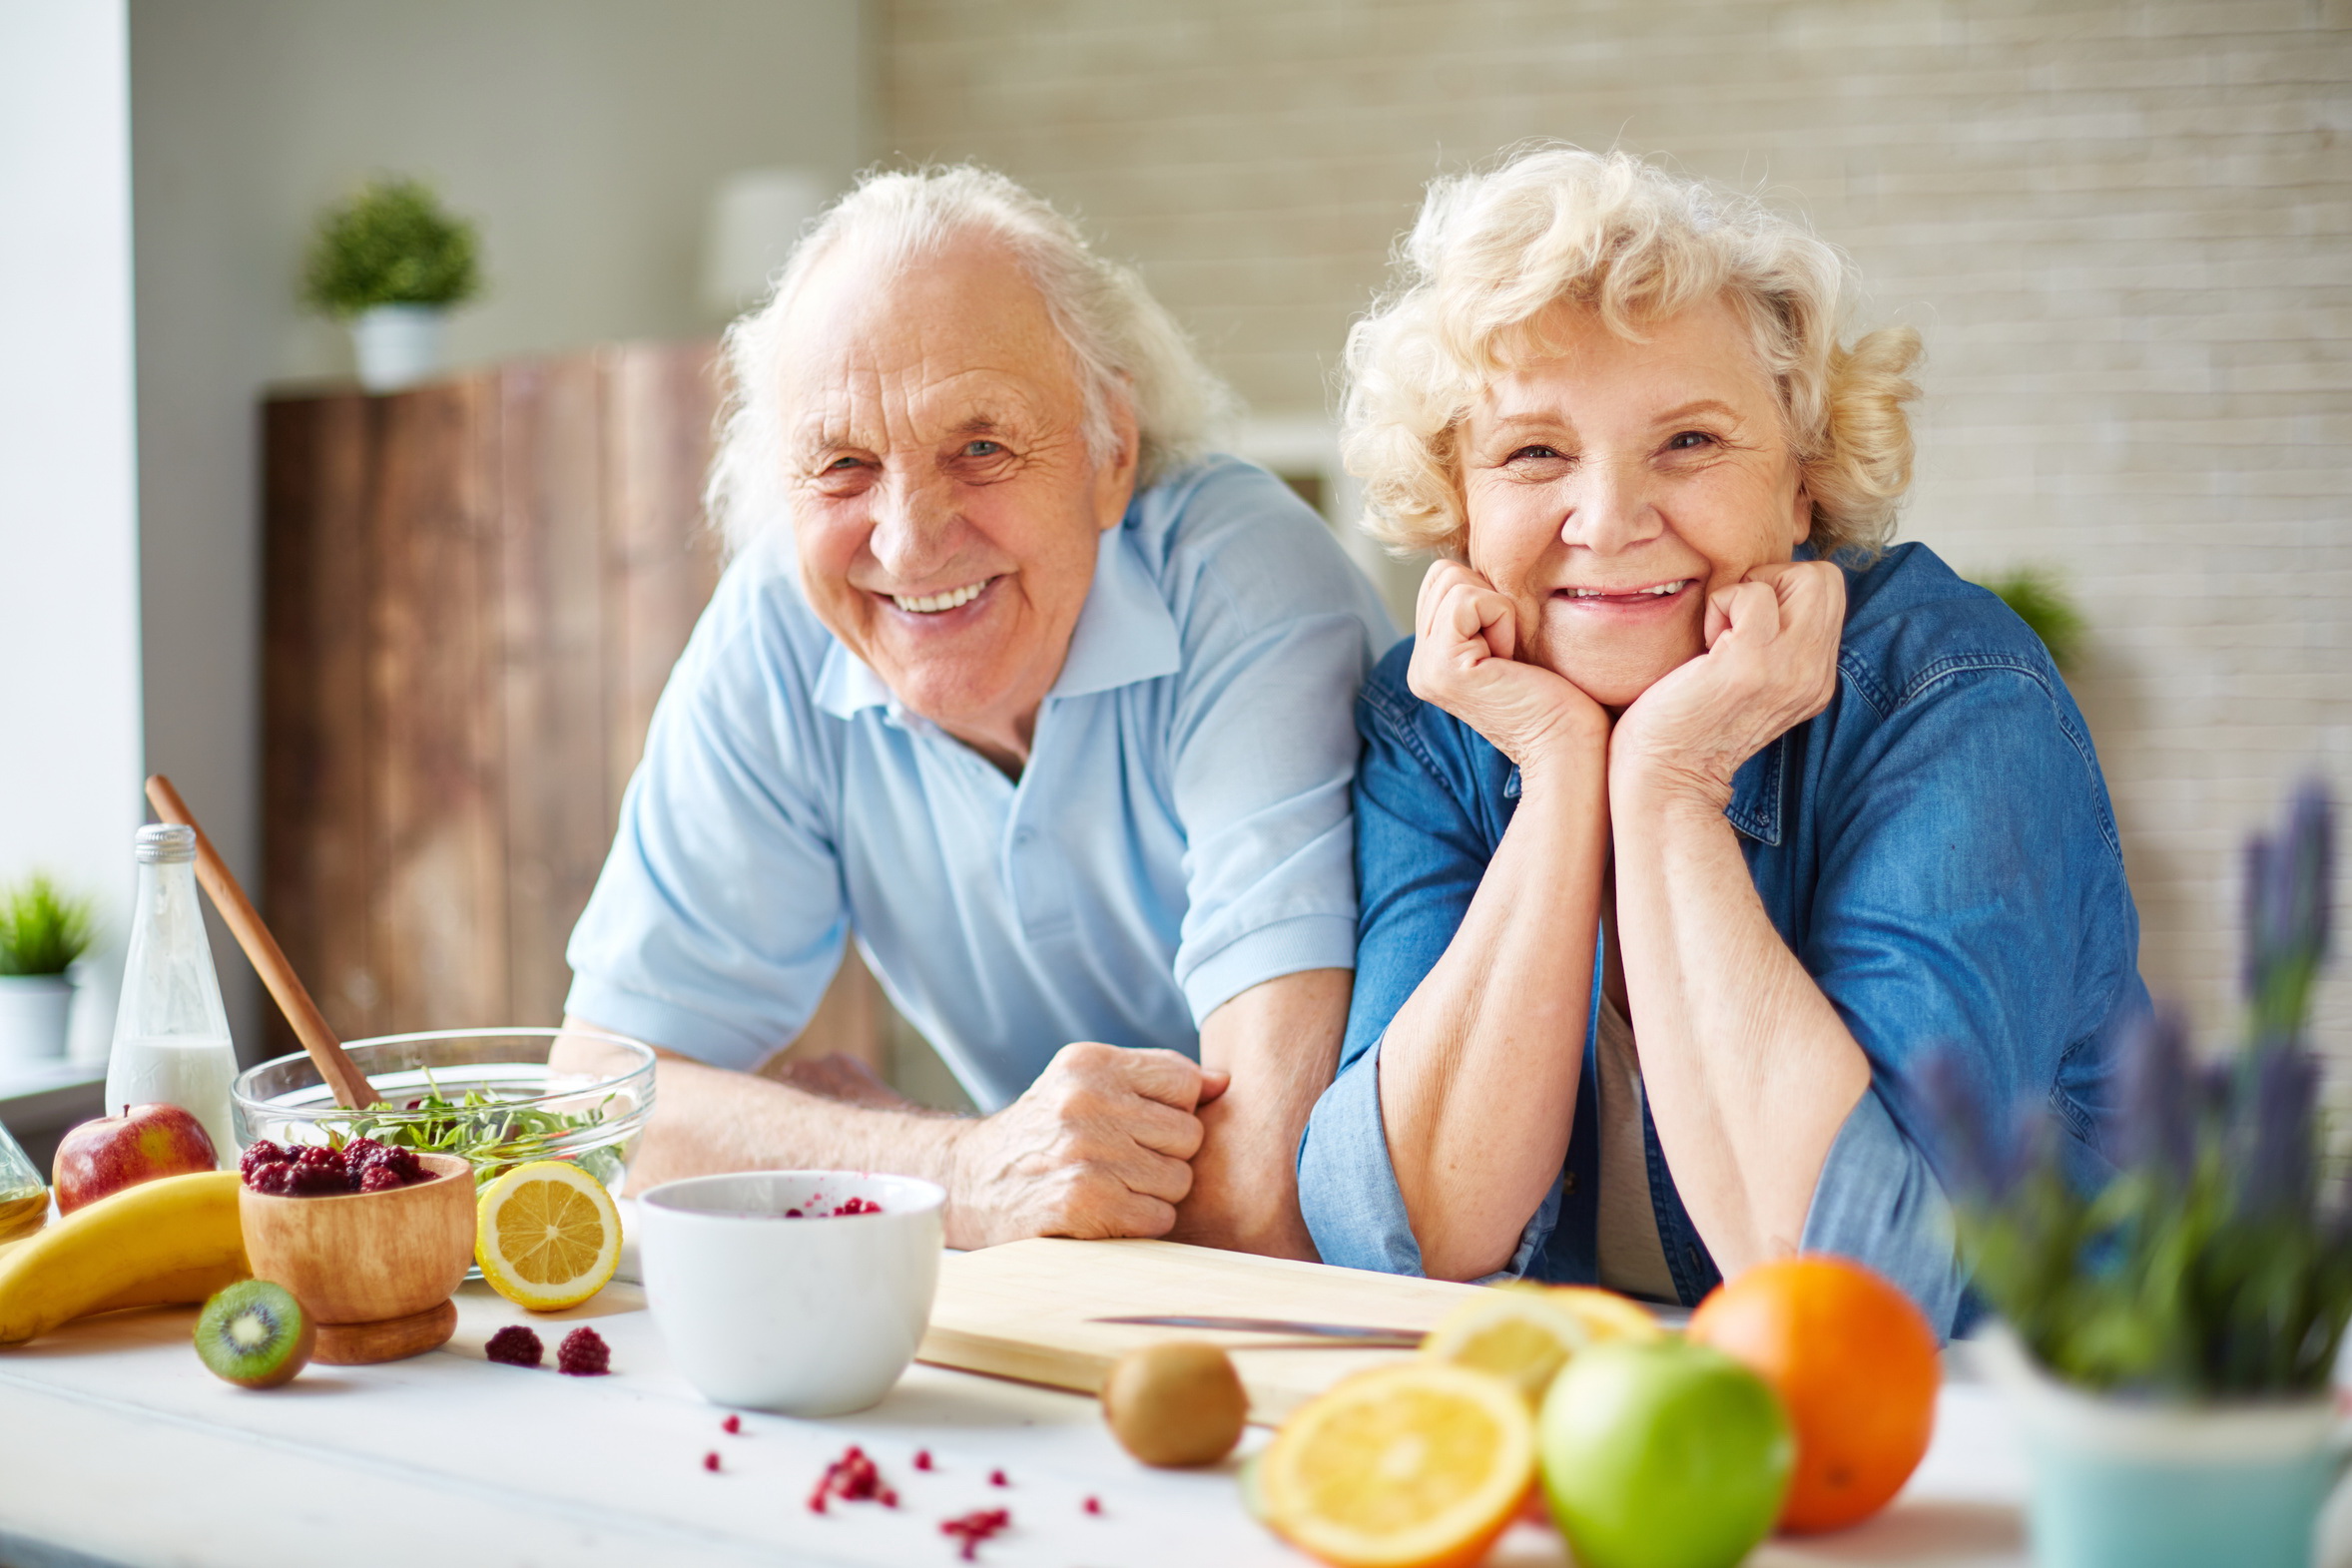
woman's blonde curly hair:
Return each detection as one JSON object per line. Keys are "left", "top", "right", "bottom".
{"left": 1341, "top": 146, "right": 1922, "bottom": 560}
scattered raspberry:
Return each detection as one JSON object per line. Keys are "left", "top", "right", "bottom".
{"left": 238, "top": 1141, "right": 289, "bottom": 1179}
{"left": 1082, "top": 1495, "right": 1101, "bottom": 1515}
{"left": 484, "top": 1325, "right": 543, "bottom": 1366}
{"left": 808, "top": 1445, "right": 894, "bottom": 1512}
{"left": 939, "top": 1507, "right": 1010, "bottom": 1561}
{"left": 703, "top": 1451, "right": 721, "bottom": 1472}
{"left": 556, "top": 1326, "right": 610, "bottom": 1375}
{"left": 833, "top": 1196, "right": 881, "bottom": 1216}
{"left": 913, "top": 1449, "right": 933, "bottom": 1471}
{"left": 722, "top": 1414, "right": 742, "bottom": 1434}
{"left": 246, "top": 1161, "right": 294, "bottom": 1197}
{"left": 988, "top": 1469, "right": 1008, "bottom": 1488}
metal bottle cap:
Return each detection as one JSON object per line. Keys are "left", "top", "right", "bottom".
{"left": 135, "top": 824, "right": 197, "bottom": 864}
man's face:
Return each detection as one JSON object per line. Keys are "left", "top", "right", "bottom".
{"left": 778, "top": 243, "right": 1137, "bottom": 765}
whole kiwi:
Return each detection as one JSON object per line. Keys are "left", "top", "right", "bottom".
{"left": 1100, "top": 1341, "right": 1248, "bottom": 1467}
{"left": 194, "top": 1280, "right": 314, "bottom": 1389}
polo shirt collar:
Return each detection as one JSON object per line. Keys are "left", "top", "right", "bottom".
{"left": 810, "top": 524, "right": 1179, "bottom": 720}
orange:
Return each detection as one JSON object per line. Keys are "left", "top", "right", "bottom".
{"left": 1686, "top": 1255, "right": 1939, "bottom": 1534}
{"left": 1261, "top": 1361, "right": 1535, "bottom": 1568}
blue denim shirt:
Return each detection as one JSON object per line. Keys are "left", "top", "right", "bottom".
{"left": 1297, "top": 542, "right": 2145, "bottom": 1337}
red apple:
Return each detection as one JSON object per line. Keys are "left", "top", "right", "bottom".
{"left": 51, "top": 1104, "right": 219, "bottom": 1214}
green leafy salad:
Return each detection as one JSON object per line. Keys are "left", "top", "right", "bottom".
{"left": 331, "top": 1073, "right": 627, "bottom": 1192}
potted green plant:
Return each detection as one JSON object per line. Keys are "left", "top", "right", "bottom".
{"left": 302, "top": 175, "right": 483, "bottom": 392}
{"left": 1926, "top": 780, "right": 2349, "bottom": 1568}
{"left": 1976, "top": 565, "right": 2087, "bottom": 673}
{"left": 0, "top": 874, "right": 97, "bottom": 1063}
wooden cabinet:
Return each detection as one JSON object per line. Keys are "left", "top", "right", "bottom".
{"left": 261, "top": 342, "right": 881, "bottom": 1069}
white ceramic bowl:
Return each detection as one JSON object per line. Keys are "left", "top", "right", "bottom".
{"left": 636, "top": 1170, "right": 945, "bottom": 1416}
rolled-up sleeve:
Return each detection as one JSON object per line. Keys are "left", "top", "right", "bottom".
{"left": 1799, "top": 661, "right": 2141, "bottom": 1336}
{"left": 564, "top": 565, "right": 848, "bottom": 1071}
{"left": 1300, "top": 653, "right": 1557, "bottom": 1274}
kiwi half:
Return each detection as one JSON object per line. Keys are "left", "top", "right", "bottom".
{"left": 194, "top": 1280, "right": 314, "bottom": 1389}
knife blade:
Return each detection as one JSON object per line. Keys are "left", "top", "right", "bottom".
{"left": 1088, "top": 1313, "right": 1427, "bottom": 1347}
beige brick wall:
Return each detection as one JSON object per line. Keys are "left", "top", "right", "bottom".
{"left": 885, "top": 0, "right": 2352, "bottom": 1085}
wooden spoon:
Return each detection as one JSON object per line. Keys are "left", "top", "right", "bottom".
{"left": 144, "top": 775, "right": 379, "bottom": 1110}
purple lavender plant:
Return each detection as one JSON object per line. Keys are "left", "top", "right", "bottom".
{"left": 1927, "top": 778, "right": 2350, "bottom": 1396}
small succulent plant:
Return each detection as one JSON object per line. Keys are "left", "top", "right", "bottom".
{"left": 0, "top": 874, "right": 96, "bottom": 977}
{"left": 302, "top": 175, "right": 482, "bottom": 318}
{"left": 1925, "top": 779, "right": 2350, "bottom": 1398}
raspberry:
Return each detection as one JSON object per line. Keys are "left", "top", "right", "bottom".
{"left": 703, "top": 1451, "right": 720, "bottom": 1472}
{"left": 722, "top": 1414, "right": 741, "bottom": 1434}
{"left": 939, "top": 1508, "right": 1010, "bottom": 1561}
{"left": 379, "top": 1145, "right": 427, "bottom": 1182}
{"left": 294, "top": 1144, "right": 344, "bottom": 1172}
{"left": 1082, "top": 1496, "right": 1101, "bottom": 1515}
{"left": 245, "top": 1161, "right": 294, "bottom": 1196}
{"left": 341, "top": 1137, "right": 388, "bottom": 1167}
{"left": 784, "top": 1209, "right": 804, "bottom": 1218}
{"left": 833, "top": 1196, "right": 881, "bottom": 1216}
{"left": 238, "top": 1141, "right": 289, "bottom": 1179}
{"left": 289, "top": 1161, "right": 349, "bottom": 1196}
{"left": 359, "top": 1163, "right": 409, "bottom": 1193}
{"left": 807, "top": 1446, "right": 893, "bottom": 1510}
{"left": 484, "top": 1325, "right": 542, "bottom": 1366}
{"left": 913, "top": 1448, "right": 933, "bottom": 1471}
{"left": 556, "top": 1326, "right": 610, "bottom": 1375}
{"left": 988, "top": 1468, "right": 1008, "bottom": 1487}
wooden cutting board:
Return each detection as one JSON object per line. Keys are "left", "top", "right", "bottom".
{"left": 915, "top": 1238, "right": 1491, "bottom": 1425}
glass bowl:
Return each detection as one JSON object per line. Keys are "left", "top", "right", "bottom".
{"left": 230, "top": 1027, "right": 656, "bottom": 1196}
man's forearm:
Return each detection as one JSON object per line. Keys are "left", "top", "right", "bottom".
{"left": 554, "top": 1018, "right": 962, "bottom": 1195}
{"left": 1175, "top": 967, "right": 1351, "bottom": 1259}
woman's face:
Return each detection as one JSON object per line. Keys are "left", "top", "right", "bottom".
{"left": 1458, "top": 297, "right": 1811, "bottom": 709}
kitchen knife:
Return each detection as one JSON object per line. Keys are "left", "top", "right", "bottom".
{"left": 1088, "top": 1313, "right": 1427, "bottom": 1348}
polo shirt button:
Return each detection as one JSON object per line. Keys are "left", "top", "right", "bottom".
{"left": 1014, "top": 827, "right": 1036, "bottom": 845}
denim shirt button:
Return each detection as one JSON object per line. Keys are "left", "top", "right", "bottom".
{"left": 1562, "top": 1171, "right": 1579, "bottom": 1195}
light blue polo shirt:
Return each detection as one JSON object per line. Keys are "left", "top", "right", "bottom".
{"left": 564, "top": 456, "right": 1397, "bottom": 1111}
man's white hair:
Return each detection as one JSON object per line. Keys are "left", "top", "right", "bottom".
{"left": 709, "top": 165, "right": 1231, "bottom": 556}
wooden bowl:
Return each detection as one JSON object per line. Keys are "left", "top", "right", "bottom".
{"left": 240, "top": 1152, "right": 474, "bottom": 1363}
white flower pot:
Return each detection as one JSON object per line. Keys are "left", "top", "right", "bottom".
{"left": 0, "top": 976, "right": 73, "bottom": 1063}
{"left": 349, "top": 304, "right": 447, "bottom": 392}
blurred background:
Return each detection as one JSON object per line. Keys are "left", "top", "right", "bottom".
{"left": 1, "top": 0, "right": 2344, "bottom": 1143}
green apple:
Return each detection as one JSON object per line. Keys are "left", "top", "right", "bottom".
{"left": 1538, "top": 1337, "right": 1793, "bottom": 1568}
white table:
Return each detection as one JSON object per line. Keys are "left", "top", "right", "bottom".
{"left": 0, "top": 1276, "right": 2342, "bottom": 1568}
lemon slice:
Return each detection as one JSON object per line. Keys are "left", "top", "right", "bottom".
{"left": 1263, "top": 1361, "right": 1535, "bottom": 1568}
{"left": 1422, "top": 1290, "right": 1596, "bottom": 1405}
{"left": 474, "top": 1161, "right": 621, "bottom": 1311}
{"left": 1530, "top": 1283, "right": 1665, "bottom": 1344}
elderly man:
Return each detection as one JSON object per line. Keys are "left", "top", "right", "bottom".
{"left": 553, "top": 167, "right": 1393, "bottom": 1258}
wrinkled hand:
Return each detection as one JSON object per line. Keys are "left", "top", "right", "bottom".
{"left": 1408, "top": 560, "right": 1608, "bottom": 774}
{"left": 1612, "top": 560, "right": 1844, "bottom": 809}
{"left": 942, "top": 1042, "right": 1230, "bottom": 1250}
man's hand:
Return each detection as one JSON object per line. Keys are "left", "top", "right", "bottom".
{"left": 941, "top": 1042, "right": 1229, "bottom": 1250}
{"left": 1611, "top": 560, "right": 1844, "bottom": 810}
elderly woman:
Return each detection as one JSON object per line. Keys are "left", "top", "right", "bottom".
{"left": 1297, "top": 148, "right": 2145, "bottom": 1333}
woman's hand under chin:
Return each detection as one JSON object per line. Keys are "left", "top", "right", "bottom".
{"left": 1409, "top": 559, "right": 1608, "bottom": 778}
{"left": 1611, "top": 559, "right": 1845, "bottom": 810}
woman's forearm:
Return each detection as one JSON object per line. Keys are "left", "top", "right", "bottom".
{"left": 1376, "top": 744, "right": 1609, "bottom": 1280}
{"left": 1607, "top": 779, "right": 1869, "bottom": 1275}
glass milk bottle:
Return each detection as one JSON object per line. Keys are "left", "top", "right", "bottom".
{"left": 104, "top": 824, "right": 237, "bottom": 1163}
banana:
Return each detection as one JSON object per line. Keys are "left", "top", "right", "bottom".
{"left": 0, "top": 1171, "right": 249, "bottom": 1344}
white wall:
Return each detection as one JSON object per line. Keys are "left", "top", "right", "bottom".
{"left": 0, "top": 0, "right": 144, "bottom": 1060}
{"left": 130, "top": 0, "right": 875, "bottom": 1059}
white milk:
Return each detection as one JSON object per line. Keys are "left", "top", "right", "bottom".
{"left": 106, "top": 1035, "right": 240, "bottom": 1164}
